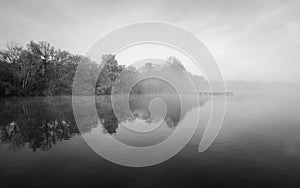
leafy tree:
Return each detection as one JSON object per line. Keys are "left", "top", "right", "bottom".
{"left": 96, "top": 54, "right": 122, "bottom": 95}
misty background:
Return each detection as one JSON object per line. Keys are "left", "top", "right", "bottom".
{"left": 0, "top": 0, "right": 300, "bottom": 83}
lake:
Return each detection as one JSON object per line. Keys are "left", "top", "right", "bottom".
{"left": 1, "top": 88, "right": 300, "bottom": 187}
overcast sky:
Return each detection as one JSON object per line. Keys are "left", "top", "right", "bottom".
{"left": 0, "top": 0, "right": 300, "bottom": 82}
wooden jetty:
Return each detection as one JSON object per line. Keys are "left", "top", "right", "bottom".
{"left": 147, "top": 91, "right": 234, "bottom": 96}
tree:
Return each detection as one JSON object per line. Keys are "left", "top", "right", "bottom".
{"left": 96, "top": 54, "right": 122, "bottom": 95}
{"left": 0, "top": 41, "right": 100, "bottom": 96}
{"left": 167, "top": 56, "right": 186, "bottom": 71}
{"left": 112, "top": 65, "right": 142, "bottom": 94}
{"left": 141, "top": 62, "right": 157, "bottom": 74}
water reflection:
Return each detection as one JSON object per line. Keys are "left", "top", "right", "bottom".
{"left": 0, "top": 95, "right": 208, "bottom": 151}
{"left": 0, "top": 97, "right": 79, "bottom": 151}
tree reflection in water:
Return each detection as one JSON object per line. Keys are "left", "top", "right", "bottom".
{"left": 0, "top": 95, "right": 208, "bottom": 151}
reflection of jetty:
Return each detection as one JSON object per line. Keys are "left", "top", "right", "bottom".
{"left": 147, "top": 91, "right": 234, "bottom": 96}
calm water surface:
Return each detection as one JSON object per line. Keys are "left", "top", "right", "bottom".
{"left": 1, "top": 89, "right": 300, "bottom": 187}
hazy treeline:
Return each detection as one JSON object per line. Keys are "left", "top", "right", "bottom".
{"left": 0, "top": 41, "right": 207, "bottom": 97}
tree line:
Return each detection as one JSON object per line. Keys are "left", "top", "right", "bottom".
{"left": 0, "top": 41, "right": 208, "bottom": 97}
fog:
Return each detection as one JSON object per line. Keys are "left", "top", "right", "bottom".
{"left": 1, "top": 0, "right": 299, "bottom": 82}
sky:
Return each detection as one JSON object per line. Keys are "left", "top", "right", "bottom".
{"left": 0, "top": 0, "right": 300, "bottom": 82}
